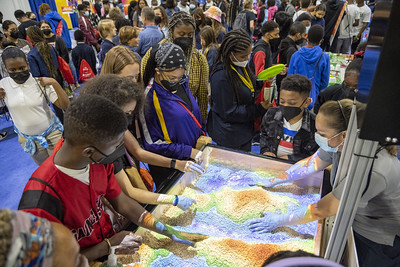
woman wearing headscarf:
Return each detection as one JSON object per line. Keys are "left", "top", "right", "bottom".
{"left": 140, "top": 42, "right": 205, "bottom": 186}
{"left": 141, "top": 11, "right": 209, "bottom": 122}
{"left": 0, "top": 209, "right": 89, "bottom": 267}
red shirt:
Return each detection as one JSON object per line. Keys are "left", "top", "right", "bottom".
{"left": 19, "top": 139, "right": 122, "bottom": 249}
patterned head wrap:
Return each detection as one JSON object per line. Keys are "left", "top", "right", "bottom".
{"left": 155, "top": 42, "right": 186, "bottom": 70}
{"left": 5, "top": 210, "right": 54, "bottom": 267}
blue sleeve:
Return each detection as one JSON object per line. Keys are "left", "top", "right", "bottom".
{"left": 210, "top": 71, "right": 264, "bottom": 123}
{"left": 141, "top": 95, "right": 193, "bottom": 159}
{"left": 28, "top": 53, "right": 41, "bottom": 77}
{"left": 287, "top": 53, "right": 296, "bottom": 75}
{"left": 320, "top": 55, "right": 330, "bottom": 92}
{"left": 137, "top": 32, "right": 144, "bottom": 55}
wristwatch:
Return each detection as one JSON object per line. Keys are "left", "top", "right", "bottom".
{"left": 170, "top": 159, "right": 176, "bottom": 169}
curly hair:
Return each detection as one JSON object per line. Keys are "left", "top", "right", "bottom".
{"left": 63, "top": 94, "right": 128, "bottom": 146}
{"left": 168, "top": 11, "right": 196, "bottom": 73}
{"left": 0, "top": 209, "right": 12, "bottom": 267}
{"left": 213, "top": 28, "right": 253, "bottom": 104}
{"left": 26, "top": 26, "right": 57, "bottom": 78}
{"left": 81, "top": 74, "right": 144, "bottom": 115}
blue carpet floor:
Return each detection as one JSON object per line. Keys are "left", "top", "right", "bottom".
{"left": 0, "top": 116, "right": 38, "bottom": 210}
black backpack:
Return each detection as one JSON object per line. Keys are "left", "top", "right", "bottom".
{"left": 233, "top": 11, "right": 247, "bottom": 30}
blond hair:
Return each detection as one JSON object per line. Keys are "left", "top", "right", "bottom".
{"left": 39, "top": 3, "right": 51, "bottom": 16}
{"left": 101, "top": 46, "right": 140, "bottom": 75}
{"left": 119, "top": 26, "right": 139, "bottom": 46}
{"left": 98, "top": 19, "right": 115, "bottom": 39}
{"left": 109, "top": 7, "right": 124, "bottom": 21}
{"left": 244, "top": 0, "right": 253, "bottom": 9}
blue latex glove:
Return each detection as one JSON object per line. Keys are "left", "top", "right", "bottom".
{"left": 176, "top": 196, "right": 196, "bottom": 211}
{"left": 248, "top": 206, "right": 308, "bottom": 233}
{"left": 184, "top": 161, "right": 205, "bottom": 175}
{"left": 171, "top": 234, "right": 195, "bottom": 246}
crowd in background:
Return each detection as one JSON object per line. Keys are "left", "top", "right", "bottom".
{"left": 1, "top": 1, "right": 399, "bottom": 267}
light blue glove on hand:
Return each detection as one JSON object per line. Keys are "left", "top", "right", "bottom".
{"left": 176, "top": 196, "right": 196, "bottom": 211}
{"left": 248, "top": 206, "right": 308, "bottom": 233}
{"left": 184, "top": 161, "right": 205, "bottom": 175}
{"left": 171, "top": 234, "right": 195, "bottom": 246}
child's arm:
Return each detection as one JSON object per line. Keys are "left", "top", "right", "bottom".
{"left": 123, "top": 130, "right": 204, "bottom": 174}
{"left": 37, "top": 77, "right": 69, "bottom": 109}
{"left": 109, "top": 192, "right": 207, "bottom": 244}
{"left": 115, "top": 169, "right": 196, "bottom": 211}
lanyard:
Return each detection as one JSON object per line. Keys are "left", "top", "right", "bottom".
{"left": 230, "top": 65, "right": 255, "bottom": 95}
{"left": 177, "top": 101, "right": 205, "bottom": 136}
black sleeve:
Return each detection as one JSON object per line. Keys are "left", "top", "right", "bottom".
{"left": 286, "top": 47, "right": 297, "bottom": 66}
{"left": 259, "top": 7, "right": 265, "bottom": 24}
{"left": 18, "top": 24, "right": 26, "bottom": 39}
{"left": 57, "top": 36, "right": 69, "bottom": 63}
{"left": 260, "top": 110, "right": 276, "bottom": 155}
{"left": 112, "top": 157, "right": 124, "bottom": 174}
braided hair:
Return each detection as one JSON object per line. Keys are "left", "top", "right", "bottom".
{"left": 26, "top": 26, "right": 57, "bottom": 79}
{"left": 167, "top": 11, "right": 195, "bottom": 74}
{"left": 213, "top": 28, "right": 253, "bottom": 104}
{"left": 0, "top": 209, "right": 12, "bottom": 266}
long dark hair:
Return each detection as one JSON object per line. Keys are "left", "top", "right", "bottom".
{"left": 143, "top": 46, "right": 158, "bottom": 87}
{"left": 213, "top": 28, "right": 253, "bottom": 104}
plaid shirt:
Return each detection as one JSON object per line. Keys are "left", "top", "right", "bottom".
{"left": 89, "top": 13, "right": 100, "bottom": 27}
{"left": 141, "top": 40, "right": 209, "bottom": 122}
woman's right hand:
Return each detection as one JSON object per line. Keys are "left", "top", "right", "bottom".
{"left": 0, "top": 88, "right": 5, "bottom": 99}
{"left": 176, "top": 160, "right": 205, "bottom": 175}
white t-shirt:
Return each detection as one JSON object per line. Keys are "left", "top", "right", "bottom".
{"left": 338, "top": 4, "right": 360, "bottom": 39}
{"left": 55, "top": 164, "right": 90, "bottom": 185}
{"left": 0, "top": 75, "right": 58, "bottom": 135}
{"left": 178, "top": 3, "right": 190, "bottom": 14}
{"left": 277, "top": 118, "right": 302, "bottom": 157}
{"left": 353, "top": 4, "right": 371, "bottom": 37}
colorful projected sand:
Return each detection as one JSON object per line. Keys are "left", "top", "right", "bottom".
{"left": 133, "top": 152, "right": 321, "bottom": 267}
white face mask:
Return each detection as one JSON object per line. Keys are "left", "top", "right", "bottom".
{"left": 84, "top": 11, "right": 90, "bottom": 17}
{"left": 231, "top": 53, "right": 249, "bottom": 68}
{"left": 306, "top": 26, "right": 311, "bottom": 34}
{"left": 314, "top": 132, "right": 344, "bottom": 153}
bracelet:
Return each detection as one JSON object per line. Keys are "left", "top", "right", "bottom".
{"left": 170, "top": 159, "right": 176, "bottom": 169}
{"left": 173, "top": 195, "right": 179, "bottom": 206}
{"left": 104, "top": 238, "right": 112, "bottom": 253}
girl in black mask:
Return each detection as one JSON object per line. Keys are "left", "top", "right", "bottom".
{"left": 141, "top": 42, "right": 206, "bottom": 186}
{"left": 39, "top": 20, "right": 69, "bottom": 63}
{"left": 0, "top": 46, "right": 69, "bottom": 165}
{"left": 141, "top": 11, "right": 209, "bottom": 123}
{"left": 1, "top": 20, "right": 32, "bottom": 51}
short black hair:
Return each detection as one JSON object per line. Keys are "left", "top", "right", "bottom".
{"left": 14, "top": 10, "right": 26, "bottom": 19}
{"left": 74, "top": 29, "right": 85, "bottom": 42}
{"left": 261, "top": 20, "right": 279, "bottom": 35}
{"left": 115, "top": 18, "right": 132, "bottom": 31}
{"left": 300, "top": 0, "right": 311, "bottom": 8}
{"left": 82, "top": 1, "right": 90, "bottom": 6}
{"left": 77, "top": 4, "right": 87, "bottom": 11}
{"left": 2, "top": 20, "right": 16, "bottom": 31}
{"left": 345, "top": 58, "right": 363, "bottom": 75}
{"left": 64, "top": 94, "right": 128, "bottom": 146}
{"left": 81, "top": 74, "right": 144, "bottom": 114}
{"left": 267, "top": 0, "right": 276, "bottom": 8}
{"left": 307, "top": 24, "right": 324, "bottom": 45}
{"left": 289, "top": 21, "right": 306, "bottom": 36}
{"left": 316, "top": 3, "right": 326, "bottom": 12}
{"left": 1, "top": 46, "right": 27, "bottom": 65}
{"left": 281, "top": 74, "right": 312, "bottom": 96}
{"left": 296, "top": 12, "right": 312, "bottom": 22}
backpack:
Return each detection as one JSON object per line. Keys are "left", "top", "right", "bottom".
{"left": 55, "top": 20, "right": 63, "bottom": 37}
{"left": 57, "top": 56, "right": 74, "bottom": 84}
{"left": 78, "top": 59, "right": 95, "bottom": 82}
{"left": 233, "top": 11, "right": 248, "bottom": 31}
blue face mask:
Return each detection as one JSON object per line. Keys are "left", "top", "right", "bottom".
{"left": 190, "top": 4, "right": 196, "bottom": 9}
{"left": 306, "top": 26, "right": 311, "bottom": 34}
{"left": 314, "top": 132, "right": 343, "bottom": 153}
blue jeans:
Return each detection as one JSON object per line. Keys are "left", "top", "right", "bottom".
{"left": 354, "top": 231, "right": 400, "bottom": 267}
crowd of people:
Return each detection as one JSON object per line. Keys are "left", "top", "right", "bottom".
{"left": 0, "top": 0, "right": 399, "bottom": 266}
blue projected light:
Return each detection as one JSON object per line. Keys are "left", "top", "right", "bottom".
{"left": 357, "top": 47, "right": 381, "bottom": 103}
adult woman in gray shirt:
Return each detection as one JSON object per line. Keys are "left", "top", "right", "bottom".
{"left": 248, "top": 99, "right": 400, "bottom": 267}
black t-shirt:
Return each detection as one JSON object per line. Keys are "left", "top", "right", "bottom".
{"left": 18, "top": 20, "right": 39, "bottom": 39}
{"left": 245, "top": 10, "right": 256, "bottom": 35}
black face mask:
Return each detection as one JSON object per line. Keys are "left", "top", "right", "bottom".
{"left": 10, "top": 70, "right": 30, "bottom": 84}
{"left": 155, "top": 15, "right": 162, "bottom": 25}
{"left": 10, "top": 30, "right": 19, "bottom": 39}
{"left": 195, "top": 20, "right": 202, "bottom": 28}
{"left": 269, "top": 38, "right": 280, "bottom": 47}
{"left": 279, "top": 98, "right": 307, "bottom": 121}
{"left": 295, "top": 38, "right": 306, "bottom": 45}
{"left": 42, "top": 29, "right": 52, "bottom": 36}
{"left": 126, "top": 113, "right": 134, "bottom": 126}
{"left": 161, "top": 79, "right": 182, "bottom": 93}
{"left": 90, "top": 142, "right": 126, "bottom": 165}
{"left": 174, "top": 37, "right": 192, "bottom": 51}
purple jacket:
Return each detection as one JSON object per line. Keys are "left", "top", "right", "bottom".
{"left": 139, "top": 79, "right": 204, "bottom": 159}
